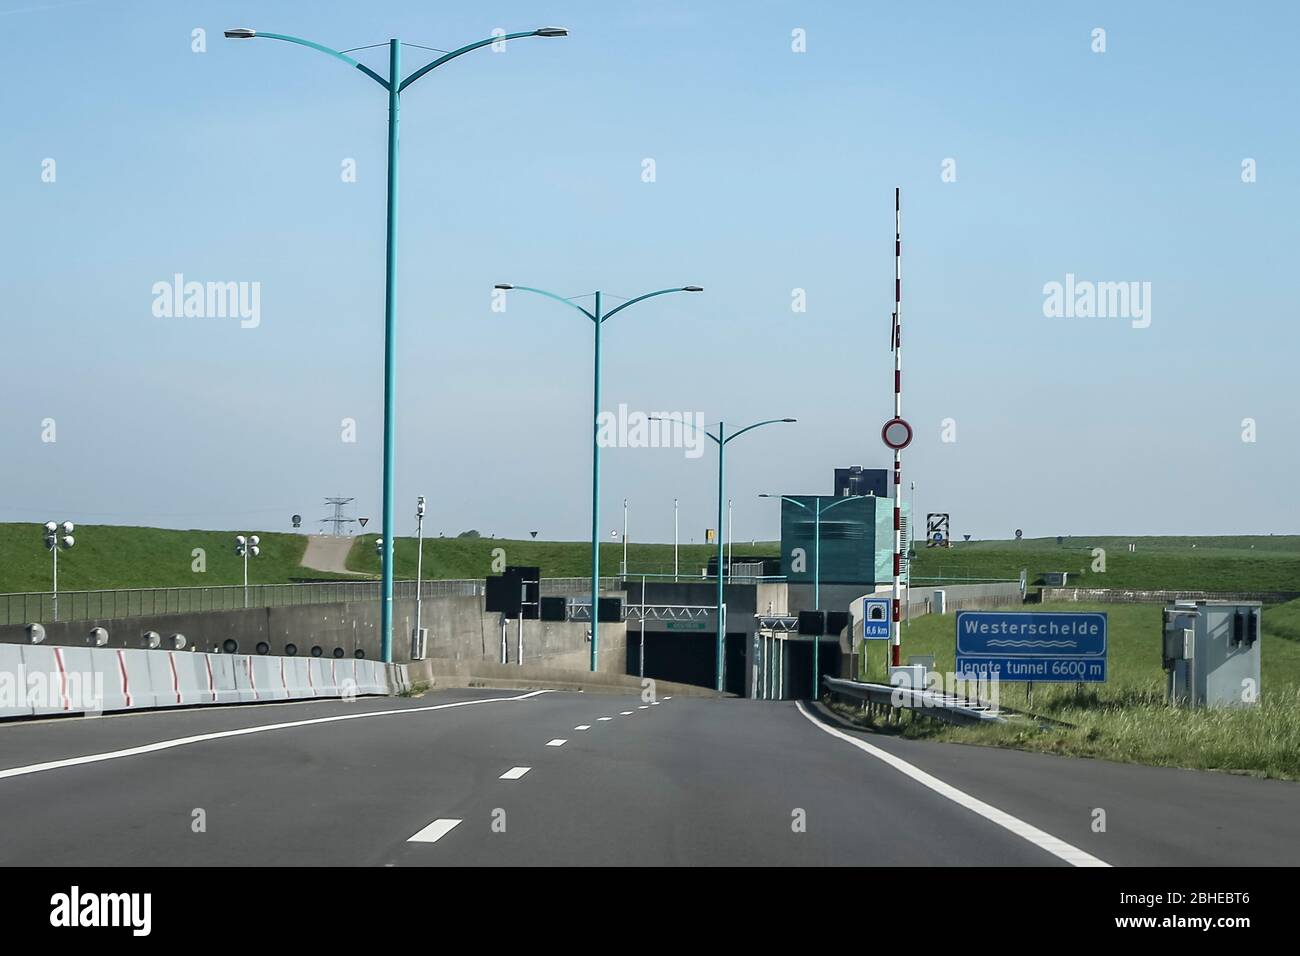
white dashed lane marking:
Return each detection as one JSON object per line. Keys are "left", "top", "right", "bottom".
{"left": 499, "top": 767, "right": 531, "bottom": 780}
{"left": 546, "top": 739, "right": 567, "bottom": 747}
{"left": 574, "top": 725, "right": 591, "bottom": 731}
{"left": 408, "top": 819, "right": 461, "bottom": 844}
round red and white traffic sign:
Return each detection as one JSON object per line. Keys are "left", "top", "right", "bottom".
{"left": 880, "top": 417, "right": 913, "bottom": 450}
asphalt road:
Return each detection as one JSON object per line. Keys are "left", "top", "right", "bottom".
{"left": 0, "top": 687, "right": 1295, "bottom": 866}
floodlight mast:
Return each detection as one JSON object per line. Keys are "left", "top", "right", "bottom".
{"left": 235, "top": 534, "right": 261, "bottom": 607}
{"left": 43, "top": 520, "right": 75, "bottom": 621}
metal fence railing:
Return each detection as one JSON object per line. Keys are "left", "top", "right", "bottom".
{"left": 1, "top": 576, "right": 620, "bottom": 627}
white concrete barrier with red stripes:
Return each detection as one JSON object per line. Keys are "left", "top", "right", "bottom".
{"left": 0, "top": 645, "right": 407, "bottom": 719}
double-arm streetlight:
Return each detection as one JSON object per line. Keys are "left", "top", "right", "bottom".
{"left": 658, "top": 417, "right": 796, "bottom": 691}
{"left": 760, "top": 493, "right": 866, "bottom": 691}
{"left": 496, "top": 284, "right": 703, "bottom": 671}
{"left": 225, "top": 26, "right": 568, "bottom": 663}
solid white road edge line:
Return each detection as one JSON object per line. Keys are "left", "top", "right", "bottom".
{"left": 794, "top": 701, "right": 1110, "bottom": 868}
{"left": 0, "top": 690, "right": 554, "bottom": 783}
{"left": 408, "top": 818, "right": 462, "bottom": 843}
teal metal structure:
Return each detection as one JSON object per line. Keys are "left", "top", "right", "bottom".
{"left": 224, "top": 27, "right": 568, "bottom": 662}
{"left": 496, "top": 285, "right": 703, "bottom": 671}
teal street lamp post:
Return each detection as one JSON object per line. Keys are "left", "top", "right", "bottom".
{"left": 661, "top": 417, "right": 796, "bottom": 692}
{"left": 497, "top": 285, "right": 703, "bottom": 671}
{"left": 761, "top": 493, "right": 866, "bottom": 693}
{"left": 224, "top": 27, "right": 568, "bottom": 663}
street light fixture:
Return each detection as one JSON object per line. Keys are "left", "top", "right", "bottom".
{"left": 761, "top": 493, "right": 867, "bottom": 690}
{"left": 226, "top": 26, "right": 568, "bottom": 665}
{"left": 43, "top": 520, "right": 75, "bottom": 621}
{"left": 234, "top": 534, "right": 260, "bottom": 608}
{"left": 496, "top": 283, "right": 703, "bottom": 671}
{"left": 656, "top": 417, "right": 797, "bottom": 691}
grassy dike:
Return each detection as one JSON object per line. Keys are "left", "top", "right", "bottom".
{"left": 908, "top": 535, "right": 1300, "bottom": 592}
{"left": 344, "top": 535, "right": 777, "bottom": 580}
{"left": 844, "top": 600, "right": 1300, "bottom": 780}
{"left": 0, "top": 524, "right": 353, "bottom": 593}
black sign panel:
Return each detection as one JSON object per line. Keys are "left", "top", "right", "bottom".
{"left": 506, "top": 566, "right": 541, "bottom": 620}
{"left": 540, "top": 596, "right": 567, "bottom": 622}
{"left": 484, "top": 575, "right": 519, "bottom": 615}
{"left": 798, "top": 610, "right": 825, "bottom": 636}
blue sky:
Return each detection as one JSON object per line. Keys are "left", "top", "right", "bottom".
{"left": 1, "top": 0, "right": 1296, "bottom": 543}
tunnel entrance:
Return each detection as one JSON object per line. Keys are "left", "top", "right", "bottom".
{"left": 783, "top": 639, "right": 843, "bottom": 700}
{"left": 627, "top": 630, "right": 749, "bottom": 694}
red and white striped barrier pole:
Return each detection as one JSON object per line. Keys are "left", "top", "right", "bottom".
{"left": 891, "top": 187, "right": 903, "bottom": 668}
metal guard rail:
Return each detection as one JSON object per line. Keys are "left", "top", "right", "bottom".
{"left": 822, "top": 676, "right": 1005, "bottom": 726}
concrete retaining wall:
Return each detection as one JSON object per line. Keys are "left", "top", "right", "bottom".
{"left": 906, "top": 581, "right": 1024, "bottom": 616}
{"left": 1041, "top": 587, "right": 1300, "bottom": 605}
{"left": 0, "top": 592, "right": 627, "bottom": 671}
{"left": 407, "top": 659, "right": 720, "bottom": 698}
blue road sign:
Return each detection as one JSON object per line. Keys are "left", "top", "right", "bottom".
{"left": 955, "top": 610, "right": 1107, "bottom": 682}
{"left": 862, "top": 598, "right": 891, "bottom": 640}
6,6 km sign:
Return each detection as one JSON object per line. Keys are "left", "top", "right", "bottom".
{"left": 955, "top": 611, "right": 1107, "bottom": 683}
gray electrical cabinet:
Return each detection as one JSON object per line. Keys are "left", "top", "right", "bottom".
{"left": 1162, "top": 601, "right": 1262, "bottom": 708}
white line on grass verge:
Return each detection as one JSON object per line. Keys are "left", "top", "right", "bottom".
{"left": 794, "top": 701, "right": 1109, "bottom": 868}
{"left": 0, "top": 690, "right": 554, "bottom": 783}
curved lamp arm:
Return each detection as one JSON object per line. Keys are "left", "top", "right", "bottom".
{"left": 227, "top": 28, "right": 566, "bottom": 92}
{"left": 723, "top": 418, "right": 797, "bottom": 445}
{"left": 820, "top": 493, "right": 866, "bottom": 515}
{"left": 650, "top": 415, "right": 721, "bottom": 446}
{"left": 764, "top": 494, "right": 809, "bottom": 512}
{"left": 400, "top": 31, "right": 551, "bottom": 93}
{"left": 603, "top": 286, "right": 703, "bottom": 323}
{"left": 229, "top": 31, "right": 390, "bottom": 88}
{"left": 496, "top": 284, "right": 596, "bottom": 321}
